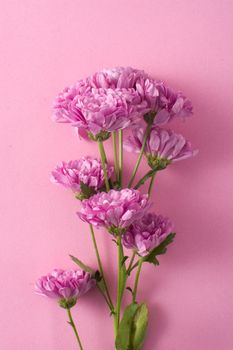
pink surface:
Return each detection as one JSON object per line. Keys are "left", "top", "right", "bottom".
{"left": 1, "top": 1, "right": 233, "bottom": 349}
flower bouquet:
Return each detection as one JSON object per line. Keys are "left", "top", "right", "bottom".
{"left": 35, "top": 67, "right": 197, "bottom": 349}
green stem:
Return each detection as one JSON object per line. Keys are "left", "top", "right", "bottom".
{"left": 89, "top": 224, "right": 114, "bottom": 311}
{"left": 132, "top": 258, "right": 143, "bottom": 303}
{"left": 127, "top": 251, "right": 136, "bottom": 275}
{"left": 128, "top": 123, "right": 152, "bottom": 188}
{"left": 112, "top": 131, "right": 119, "bottom": 183}
{"left": 148, "top": 173, "right": 156, "bottom": 197}
{"left": 119, "top": 130, "right": 123, "bottom": 188}
{"left": 98, "top": 140, "right": 110, "bottom": 192}
{"left": 116, "top": 235, "right": 122, "bottom": 332}
{"left": 67, "top": 308, "right": 84, "bottom": 350}
{"left": 134, "top": 168, "right": 157, "bottom": 190}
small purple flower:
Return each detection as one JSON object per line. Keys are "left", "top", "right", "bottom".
{"left": 154, "top": 83, "right": 193, "bottom": 124}
{"left": 51, "top": 157, "right": 113, "bottom": 193}
{"left": 124, "top": 125, "right": 198, "bottom": 169}
{"left": 35, "top": 269, "right": 95, "bottom": 307}
{"left": 123, "top": 212, "right": 174, "bottom": 256}
{"left": 78, "top": 189, "right": 150, "bottom": 232}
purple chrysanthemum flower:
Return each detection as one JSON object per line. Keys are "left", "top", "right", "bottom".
{"left": 51, "top": 157, "right": 113, "bottom": 193}
{"left": 78, "top": 189, "right": 150, "bottom": 232}
{"left": 53, "top": 67, "right": 192, "bottom": 137}
{"left": 152, "top": 83, "right": 193, "bottom": 124}
{"left": 68, "top": 88, "right": 147, "bottom": 136}
{"left": 123, "top": 212, "right": 174, "bottom": 256}
{"left": 124, "top": 125, "right": 198, "bottom": 170}
{"left": 35, "top": 269, "right": 95, "bottom": 308}
{"left": 88, "top": 66, "right": 148, "bottom": 89}
{"left": 90, "top": 67, "right": 192, "bottom": 122}
{"left": 53, "top": 80, "right": 92, "bottom": 124}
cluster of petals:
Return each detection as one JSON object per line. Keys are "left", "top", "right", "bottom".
{"left": 51, "top": 157, "right": 113, "bottom": 192}
{"left": 35, "top": 269, "right": 95, "bottom": 300}
{"left": 67, "top": 88, "right": 148, "bottom": 135}
{"left": 123, "top": 212, "right": 173, "bottom": 256}
{"left": 78, "top": 188, "right": 150, "bottom": 229}
{"left": 53, "top": 67, "right": 193, "bottom": 135}
{"left": 124, "top": 125, "right": 198, "bottom": 163}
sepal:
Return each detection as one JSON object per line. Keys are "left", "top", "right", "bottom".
{"left": 88, "top": 131, "right": 111, "bottom": 142}
{"left": 75, "top": 182, "right": 96, "bottom": 201}
{"left": 59, "top": 297, "right": 77, "bottom": 309}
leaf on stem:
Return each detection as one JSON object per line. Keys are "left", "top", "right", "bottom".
{"left": 70, "top": 254, "right": 107, "bottom": 300}
{"left": 143, "top": 232, "right": 176, "bottom": 265}
{"left": 69, "top": 255, "right": 94, "bottom": 274}
{"left": 115, "top": 303, "right": 148, "bottom": 350}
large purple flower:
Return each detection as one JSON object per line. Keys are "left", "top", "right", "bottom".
{"left": 35, "top": 269, "right": 95, "bottom": 307}
{"left": 68, "top": 88, "right": 147, "bottom": 135}
{"left": 53, "top": 67, "right": 192, "bottom": 137}
{"left": 124, "top": 125, "right": 198, "bottom": 170}
{"left": 78, "top": 189, "right": 150, "bottom": 232}
{"left": 123, "top": 212, "right": 174, "bottom": 256}
{"left": 51, "top": 157, "right": 113, "bottom": 193}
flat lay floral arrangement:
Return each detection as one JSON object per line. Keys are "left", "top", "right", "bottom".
{"left": 35, "top": 67, "right": 197, "bottom": 349}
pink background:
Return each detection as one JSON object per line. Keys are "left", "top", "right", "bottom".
{"left": 1, "top": 1, "right": 233, "bottom": 349}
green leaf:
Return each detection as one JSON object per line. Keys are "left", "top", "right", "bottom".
{"left": 70, "top": 254, "right": 106, "bottom": 299}
{"left": 143, "top": 233, "right": 176, "bottom": 265}
{"left": 115, "top": 303, "right": 138, "bottom": 350}
{"left": 69, "top": 254, "right": 94, "bottom": 274}
{"left": 131, "top": 303, "right": 148, "bottom": 350}
{"left": 115, "top": 303, "right": 148, "bottom": 350}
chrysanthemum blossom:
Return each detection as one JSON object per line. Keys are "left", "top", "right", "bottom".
{"left": 51, "top": 157, "right": 113, "bottom": 193}
{"left": 68, "top": 88, "right": 148, "bottom": 135}
{"left": 89, "top": 67, "right": 193, "bottom": 122}
{"left": 35, "top": 269, "right": 95, "bottom": 308}
{"left": 53, "top": 80, "right": 92, "bottom": 123}
{"left": 152, "top": 83, "right": 193, "bottom": 124}
{"left": 124, "top": 125, "right": 198, "bottom": 170}
{"left": 89, "top": 66, "right": 148, "bottom": 89}
{"left": 78, "top": 189, "right": 150, "bottom": 232}
{"left": 53, "top": 67, "right": 193, "bottom": 139}
{"left": 123, "top": 212, "right": 174, "bottom": 256}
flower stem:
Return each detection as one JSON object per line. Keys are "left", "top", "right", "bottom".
{"left": 67, "top": 308, "right": 84, "bottom": 350}
{"left": 148, "top": 173, "right": 156, "bottom": 197}
{"left": 98, "top": 140, "right": 110, "bottom": 192}
{"left": 127, "top": 251, "right": 136, "bottom": 275}
{"left": 116, "top": 234, "right": 123, "bottom": 332}
{"left": 132, "top": 258, "right": 143, "bottom": 303}
{"left": 112, "top": 131, "right": 119, "bottom": 183}
{"left": 119, "top": 130, "right": 123, "bottom": 188}
{"left": 128, "top": 123, "right": 152, "bottom": 188}
{"left": 89, "top": 224, "right": 114, "bottom": 311}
